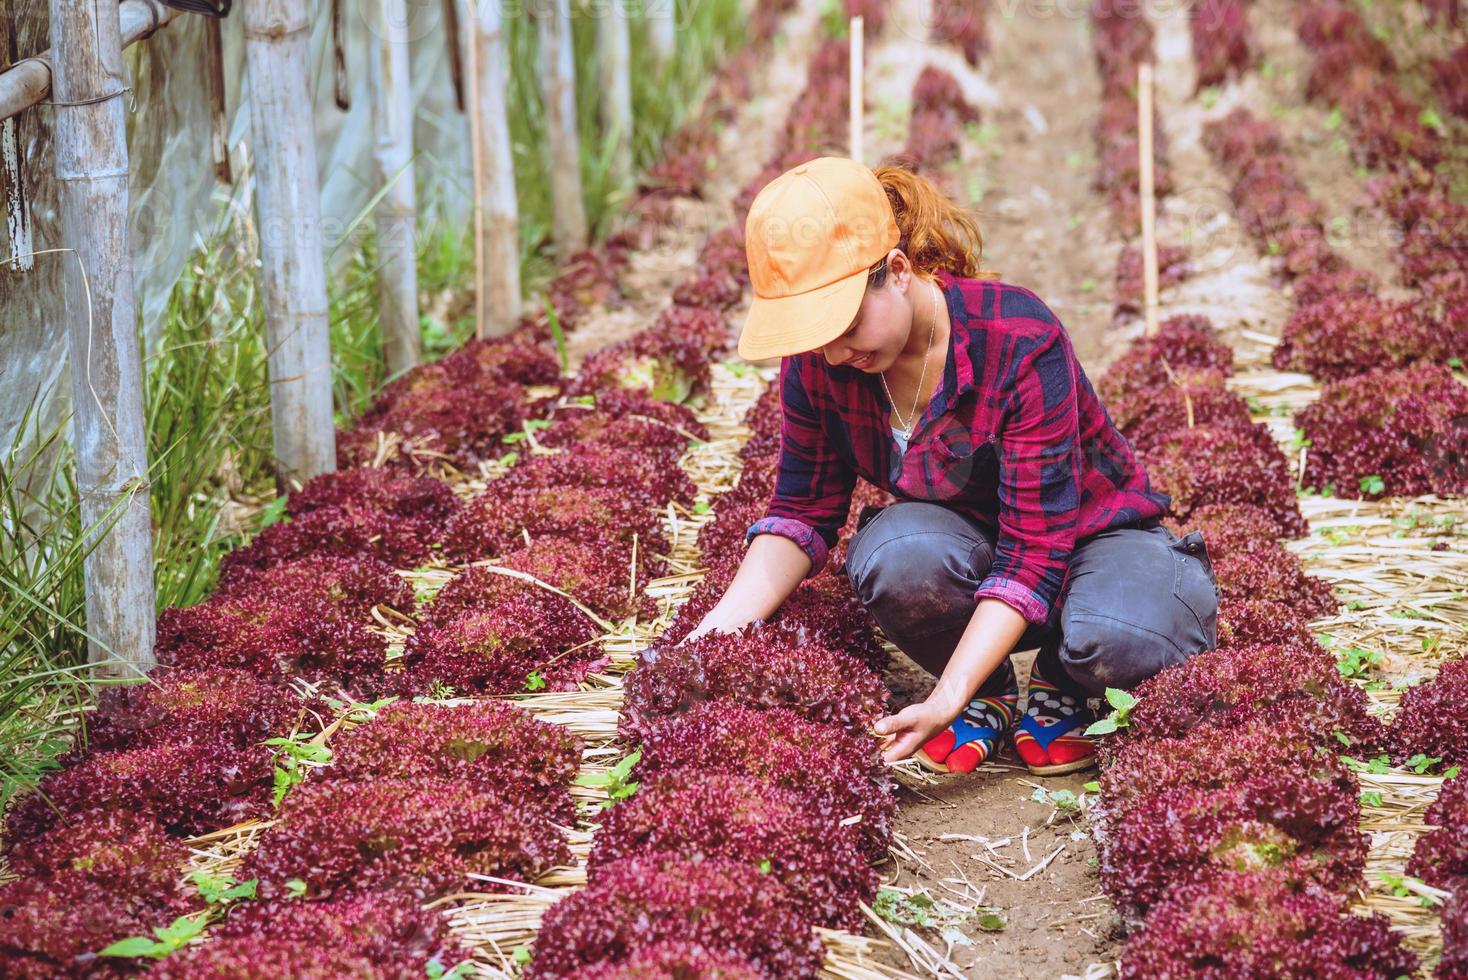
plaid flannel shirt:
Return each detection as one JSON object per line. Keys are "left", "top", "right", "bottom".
{"left": 746, "top": 271, "right": 1170, "bottom": 627}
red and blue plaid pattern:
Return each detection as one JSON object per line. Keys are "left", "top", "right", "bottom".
{"left": 746, "top": 271, "right": 1170, "bottom": 627}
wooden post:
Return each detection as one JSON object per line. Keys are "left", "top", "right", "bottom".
{"left": 442, "top": 0, "right": 465, "bottom": 111}
{"left": 370, "top": 0, "right": 421, "bottom": 374}
{"left": 537, "top": 0, "right": 588, "bottom": 254}
{"left": 50, "top": 0, "right": 156, "bottom": 677}
{"left": 1138, "top": 61, "right": 1159, "bottom": 339}
{"left": 205, "top": 16, "right": 231, "bottom": 185}
{"left": 646, "top": 0, "right": 676, "bottom": 65}
{"left": 0, "top": 1, "right": 181, "bottom": 122}
{"left": 243, "top": 0, "right": 337, "bottom": 487}
{"left": 849, "top": 15, "right": 864, "bottom": 163}
{"left": 1, "top": 3, "right": 32, "bottom": 271}
{"left": 597, "top": 0, "right": 634, "bottom": 190}
{"left": 466, "top": 0, "right": 522, "bottom": 337}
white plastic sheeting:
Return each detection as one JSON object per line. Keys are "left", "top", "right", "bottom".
{"left": 0, "top": 0, "right": 472, "bottom": 448}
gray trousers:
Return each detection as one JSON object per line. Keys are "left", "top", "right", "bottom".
{"left": 844, "top": 501, "right": 1219, "bottom": 698}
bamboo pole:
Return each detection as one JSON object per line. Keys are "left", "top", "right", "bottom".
{"left": 645, "top": 0, "right": 676, "bottom": 64}
{"left": 850, "top": 14, "right": 864, "bottom": 164}
{"left": 466, "top": 0, "right": 522, "bottom": 337}
{"left": 442, "top": 0, "right": 465, "bottom": 112}
{"left": 243, "top": 0, "right": 337, "bottom": 487}
{"left": 205, "top": 15, "right": 230, "bottom": 185}
{"left": 50, "top": 0, "right": 157, "bottom": 677}
{"left": 596, "top": 0, "right": 634, "bottom": 191}
{"left": 369, "top": 0, "right": 422, "bottom": 374}
{"left": 537, "top": 0, "right": 588, "bottom": 255}
{"left": 1138, "top": 61, "right": 1159, "bottom": 339}
{"left": 1, "top": 1, "right": 32, "bottom": 271}
{"left": 0, "top": 0, "right": 181, "bottom": 123}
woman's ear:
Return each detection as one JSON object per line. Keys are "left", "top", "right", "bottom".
{"left": 885, "top": 248, "right": 911, "bottom": 290}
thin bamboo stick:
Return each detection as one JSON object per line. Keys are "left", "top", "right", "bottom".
{"left": 645, "top": 0, "right": 676, "bottom": 64}
{"left": 596, "top": 0, "right": 634, "bottom": 190}
{"left": 243, "top": 0, "right": 337, "bottom": 488}
{"left": 51, "top": 0, "right": 158, "bottom": 676}
{"left": 369, "top": 0, "right": 422, "bottom": 374}
{"left": 537, "top": 0, "right": 588, "bottom": 255}
{"left": 850, "top": 15, "right": 864, "bottom": 164}
{"left": 466, "top": 0, "right": 522, "bottom": 337}
{"left": 1137, "top": 61, "right": 1159, "bottom": 339}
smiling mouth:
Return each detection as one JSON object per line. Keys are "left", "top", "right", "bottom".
{"left": 849, "top": 352, "right": 875, "bottom": 369}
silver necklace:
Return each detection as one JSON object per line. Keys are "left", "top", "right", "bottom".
{"left": 881, "top": 279, "right": 939, "bottom": 439}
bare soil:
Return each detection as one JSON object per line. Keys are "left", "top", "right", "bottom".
{"left": 874, "top": 7, "right": 1130, "bottom": 978}
{"left": 565, "top": 0, "right": 1426, "bottom": 974}
{"left": 861, "top": 1, "right": 1437, "bottom": 975}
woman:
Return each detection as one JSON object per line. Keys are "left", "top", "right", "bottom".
{"left": 689, "top": 156, "right": 1219, "bottom": 776}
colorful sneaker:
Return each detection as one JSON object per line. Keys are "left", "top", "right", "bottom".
{"left": 1013, "top": 665, "right": 1097, "bottom": 776}
{"left": 915, "top": 679, "right": 1019, "bottom": 775}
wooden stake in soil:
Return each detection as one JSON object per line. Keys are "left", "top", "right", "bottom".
{"left": 596, "top": 0, "right": 634, "bottom": 191}
{"left": 0, "top": 1, "right": 181, "bottom": 123}
{"left": 0, "top": 3, "right": 34, "bottom": 271}
{"left": 465, "top": 0, "right": 521, "bottom": 337}
{"left": 645, "top": 0, "right": 676, "bottom": 65}
{"left": 537, "top": 0, "right": 588, "bottom": 255}
{"left": 1137, "top": 61, "right": 1159, "bottom": 339}
{"left": 204, "top": 15, "right": 231, "bottom": 186}
{"left": 243, "top": 0, "right": 337, "bottom": 487}
{"left": 850, "top": 15, "right": 865, "bottom": 164}
{"left": 369, "top": 0, "right": 422, "bottom": 374}
{"left": 50, "top": 0, "right": 157, "bottom": 676}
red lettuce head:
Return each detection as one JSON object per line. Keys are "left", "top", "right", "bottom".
{"left": 1119, "top": 869, "right": 1417, "bottom": 978}
{"left": 1297, "top": 364, "right": 1468, "bottom": 499}
{"left": 1120, "top": 641, "right": 1384, "bottom": 752}
{"left": 1140, "top": 424, "right": 1307, "bottom": 538}
{"left": 1391, "top": 658, "right": 1468, "bottom": 772}
{"left": 1407, "top": 772, "right": 1468, "bottom": 890}
{"left": 324, "top": 700, "right": 582, "bottom": 823}
{"left": 243, "top": 777, "right": 571, "bottom": 901}
{"left": 526, "top": 855, "right": 825, "bottom": 979}
{"left": 1099, "top": 772, "right": 1366, "bottom": 919}
{"left": 397, "top": 591, "right": 603, "bottom": 697}
{"left": 211, "top": 888, "right": 471, "bottom": 977}
{"left": 589, "top": 772, "right": 876, "bottom": 931}
{"left": 6, "top": 737, "right": 274, "bottom": 844}
{"left": 216, "top": 554, "right": 414, "bottom": 618}
{"left": 442, "top": 485, "right": 668, "bottom": 567}
{"left": 86, "top": 667, "right": 306, "bottom": 753}
{"left": 636, "top": 699, "right": 894, "bottom": 857}
{"left": 620, "top": 630, "right": 888, "bottom": 743}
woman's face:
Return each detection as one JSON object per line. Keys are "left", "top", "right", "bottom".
{"left": 820, "top": 253, "right": 916, "bottom": 373}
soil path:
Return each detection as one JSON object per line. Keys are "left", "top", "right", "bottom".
{"left": 874, "top": 6, "right": 1130, "bottom": 978}
{"left": 1146, "top": 10, "right": 1295, "bottom": 352}
{"left": 563, "top": 0, "right": 828, "bottom": 367}
{"left": 954, "top": 6, "right": 1125, "bottom": 371}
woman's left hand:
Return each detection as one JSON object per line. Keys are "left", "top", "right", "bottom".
{"left": 873, "top": 697, "right": 958, "bottom": 764}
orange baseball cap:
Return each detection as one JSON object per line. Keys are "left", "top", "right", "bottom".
{"left": 738, "top": 156, "right": 901, "bottom": 361}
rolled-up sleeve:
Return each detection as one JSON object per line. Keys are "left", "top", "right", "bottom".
{"left": 745, "top": 356, "right": 856, "bottom": 574}
{"left": 976, "top": 327, "right": 1081, "bottom": 626}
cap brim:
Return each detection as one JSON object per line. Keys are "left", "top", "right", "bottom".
{"left": 737, "top": 268, "right": 867, "bottom": 361}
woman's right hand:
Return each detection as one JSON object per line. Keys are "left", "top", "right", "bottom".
{"left": 681, "top": 614, "right": 740, "bottom": 644}
{"left": 678, "top": 533, "right": 812, "bottom": 644}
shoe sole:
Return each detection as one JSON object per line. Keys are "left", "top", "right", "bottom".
{"left": 914, "top": 748, "right": 951, "bottom": 774}
{"left": 1025, "top": 755, "right": 1097, "bottom": 776}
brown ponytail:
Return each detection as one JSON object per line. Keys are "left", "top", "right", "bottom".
{"left": 872, "top": 162, "right": 997, "bottom": 281}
